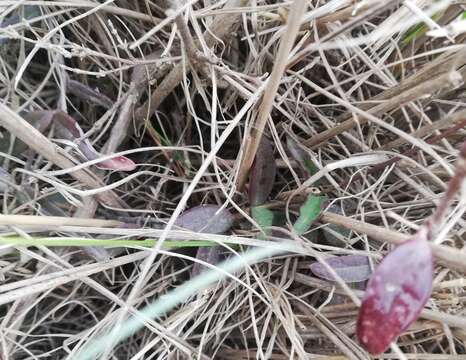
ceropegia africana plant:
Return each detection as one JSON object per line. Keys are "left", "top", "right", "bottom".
{"left": 357, "top": 141, "right": 466, "bottom": 354}
{"left": 249, "top": 137, "right": 276, "bottom": 233}
{"left": 310, "top": 255, "right": 371, "bottom": 283}
{"left": 173, "top": 205, "right": 234, "bottom": 278}
{"left": 24, "top": 110, "right": 136, "bottom": 171}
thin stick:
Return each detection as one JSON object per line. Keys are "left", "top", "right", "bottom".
{"left": 344, "top": 117, "right": 466, "bottom": 187}
{"left": 303, "top": 71, "right": 463, "bottom": 149}
{"left": 381, "top": 109, "right": 466, "bottom": 150}
{"left": 135, "top": 0, "right": 247, "bottom": 121}
{"left": 235, "top": 0, "right": 308, "bottom": 190}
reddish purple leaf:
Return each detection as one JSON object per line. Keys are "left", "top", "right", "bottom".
{"left": 249, "top": 137, "right": 276, "bottom": 206}
{"left": 88, "top": 154, "right": 136, "bottom": 171}
{"left": 52, "top": 111, "right": 83, "bottom": 139}
{"left": 310, "top": 255, "right": 371, "bottom": 283}
{"left": 191, "top": 246, "right": 221, "bottom": 278}
{"left": 23, "top": 110, "right": 55, "bottom": 133}
{"left": 174, "top": 205, "right": 234, "bottom": 234}
{"left": 67, "top": 79, "right": 113, "bottom": 109}
{"left": 176, "top": 205, "right": 233, "bottom": 278}
{"left": 356, "top": 230, "right": 433, "bottom": 354}
{"left": 26, "top": 111, "right": 136, "bottom": 171}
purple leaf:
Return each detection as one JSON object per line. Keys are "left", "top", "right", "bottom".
{"left": 310, "top": 255, "right": 371, "bottom": 283}
{"left": 52, "top": 112, "right": 136, "bottom": 171}
{"left": 79, "top": 148, "right": 136, "bottom": 171}
{"left": 356, "top": 230, "right": 433, "bottom": 354}
{"left": 174, "top": 205, "right": 234, "bottom": 234}
{"left": 191, "top": 246, "right": 221, "bottom": 278}
{"left": 67, "top": 79, "right": 113, "bottom": 109}
{"left": 249, "top": 137, "right": 276, "bottom": 206}
{"left": 52, "top": 111, "right": 83, "bottom": 139}
{"left": 23, "top": 110, "right": 55, "bottom": 133}
{"left": 286, "top": 136, "right": 318, "bottom": 176}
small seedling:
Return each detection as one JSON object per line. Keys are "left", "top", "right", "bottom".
{"left": 173, "top": 205, "right": 234, "bottom": 277}
{"left": 357, "top": 141, "right": 466, "bottom": 354}
{"left": 249, "top": 137, "right": 277, "bottom": 234}
{"left": 24, "top": 110, "right": 136, "bottom": 171}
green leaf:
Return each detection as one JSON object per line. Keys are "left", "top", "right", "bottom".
{"left": 401, "top": 12, "right": 441, "bottom": 46}
{"left": 303, "top": 159, "right": 319, "bottom": 176}
{"left": 293, "top": 195, "right": 324, "bottom": 235}
{"left": 251, "top": 205, "right": 274, "bottom": 236}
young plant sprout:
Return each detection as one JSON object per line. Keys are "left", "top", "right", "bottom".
{"left": 24, "top": 110, "right": 136, "bottom": 171}
{"left": 357, "top": 141, "right": 466, "bottom": 354}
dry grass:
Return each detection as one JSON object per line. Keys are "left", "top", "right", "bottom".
{"left": 0, "top": 0, "right": 466, "bottom": 359}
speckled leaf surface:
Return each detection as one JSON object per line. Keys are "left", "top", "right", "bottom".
{"left": 356, "top": 231, "right": 433, "bottom": 354}
{"left": 21, "top": 111, "right": 136, "bottom": 171}
{"left": 310, "top": 255, "right": 371, "bottom": 283}
{"left": 249, "top": 137, "right": 276, "bottom": 206}
{"left": 174, "top": 205, "right": 234, "bottom": 234}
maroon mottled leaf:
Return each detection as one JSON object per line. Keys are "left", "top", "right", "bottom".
{"left": 174, "top": 205, "right": 234, "bottom": 234}
{"left": 310, "top": 255, "right": 371, "bottom": 283}
{"left": 191, "top": 246, "right": 222, "bottom": 278}
{"left": 356, "top": 230, "right": 433, "bottom": 354}
{"left": 67, "top": 79, "right": 113, "bottom": 109}
{"left": 249, "top": 137, "right": 276, "bottom": 206}
{"left": 52, "top": 111, "right": 136, "bottom": 171}
{"left": 23, "top": 110, "right": 55, "bottom": 133}
{"left": 286, "top": 136, "right": 318, "bottom": 176}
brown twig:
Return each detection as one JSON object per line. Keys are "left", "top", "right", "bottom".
{"left": 66, "top": 78, "right": 113, "bottom": 109}
{"left": 302, "top": 71, "right": 463, "bottom": 149}
{"left": 170, "top": 4, "right": 211, "bottom": 78}
{"left": 343, "top": 116, "right": 466, "bottom": 187}
{"left": 134, "top": 0, "right": 248, "bottom": 122}
{"left": 381, "top": 108, "right": 466, "bottom": 150}
{"left": 429, "top": 141, "right": 466, "bottom": 230}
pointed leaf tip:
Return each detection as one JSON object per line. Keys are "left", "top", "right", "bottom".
{"left": 356, "top": 230, "right": 433, "bottom": 354}
{"left": 95, "top": 155, "right": 136, "bottom": 171}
